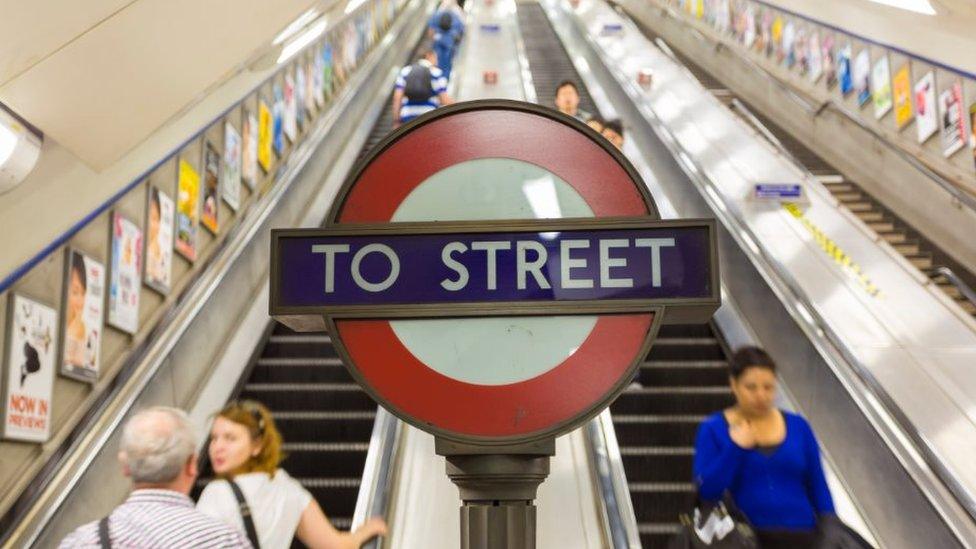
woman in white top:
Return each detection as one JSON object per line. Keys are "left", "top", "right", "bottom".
{"left": 197, "top": 400, "right": 387, "bottom": 548}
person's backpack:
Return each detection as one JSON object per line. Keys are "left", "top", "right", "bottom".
{"left": 438, "top": 12, "right": 453, "bottom": 31}
{"left": 403, "top": 63, "right": 434, "bottom": 103}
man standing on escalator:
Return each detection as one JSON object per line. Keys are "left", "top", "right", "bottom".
{"left": 392, "top": 43, "right": 454, "bottom": 128}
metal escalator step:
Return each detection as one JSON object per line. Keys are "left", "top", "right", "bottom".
{"left": 624, "top": 387, "right": 731, "bottom": 395}
{"left": 638, "top": 365, "right": 728, "bottom": 386}
{"left": 856, "top": 211, "right": 884, "bottom": 222}
{"left": 613, "top": 390, "right": 733, "bottom": 415}
{"left": 619, "top": 446, "right": 694, "bottom": 456}
{"left": 250, "top": 365, "right": 352, "bottom": 383}
{"left": 641, "top": 360, "right": 725, "bottom": 368}
{"left": 274, "top": 410, "right": 377, "bottom": 419}
{"left": 284, "top": 442, "right": 370, "bottom": 451}
{"left": 245, "top": 383, "right": 362, "bottom": 391}
{"left": 239, "top": 388, "right": 375, "bottom": 410}
{"left": 612, "top": 414, "right": 706, "bottom": 423}
{"left": 639, "top": 523, "right": 682, "bottom": 535}
{"left": 629, "top": 482, "right": 695, "bottom": 492}
{"left": 262, "top": 342, "right": 340, "bottom": 358}
{"left": 844, "top": 202, "right": 874, "bottom": 213}
{"left": 629, "top": 491, "right": 696, "bottom": 523}
{"left": 614, "top": 421, "right": 700, "bottom": 446}
{"left": 622, "top": 454, "right": 693, "bottom": 482}
{"left": 653, "top": 337, "right": 718, "bottom": 345}
{"left": 257, "top": 357, "right": 344, "bottom": 366}
{"left": 268, "top": 335, "right": 333, "bottom": 343}
{"left": 647, "top": 343, "right": 724, "bottom": 361}
{"left": 276, "top": 417, "right": 376, "bottom": 440}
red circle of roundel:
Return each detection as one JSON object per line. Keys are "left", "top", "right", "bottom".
{"left": 332, "top": 106, "right": 655, "bottom": 442}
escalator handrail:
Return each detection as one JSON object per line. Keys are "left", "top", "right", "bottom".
{"left": 934, "top": 266, "right": 976, "bottom": 312}
{"left": 586, "top": 410, "right": 642, "bottom": 549}
{"left": 554, "top": 0, "right": 976, "bottom": 540}
{"left": 648, "top": 1, "right": 976, "bottom": 214}
{"left": 352, "top": 408, "right": 402, "bottom": 549}
{"left": 0, "top": 2, "right": 430, "bottom": 545}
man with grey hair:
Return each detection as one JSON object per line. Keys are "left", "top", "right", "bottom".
{"left": 59, "top": 406, "right": 251, "bottom": 548}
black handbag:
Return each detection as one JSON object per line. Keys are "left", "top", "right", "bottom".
{"left": 816, "top": 515, "right": 875, "bottom": 549}
{"left": 668, "top": 493, "right": 760, "bottom": 549}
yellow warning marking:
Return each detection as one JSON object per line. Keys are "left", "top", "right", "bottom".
{"left": 783, "top": 202, "right": 881, "bottom": 297}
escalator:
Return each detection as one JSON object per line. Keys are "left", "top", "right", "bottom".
{"left": 515, "top": 4, "right": 736, "bottom": 546}
{"left": 192, "top": 43, "right": 419, "bottom": 541}
{"left": 612, "top": 324, "right": 733, "bottom": 548}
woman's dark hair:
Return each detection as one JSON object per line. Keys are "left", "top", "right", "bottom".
{"left": 555, "top": 80, "right": 579, "bottom": 97}
{"left": 729, "top": 346, "right": 776, "bottom": 379}
{"left": 586, "top": 115, "right": 605, "bottom": 127}
{"left": 70, "top": 252, "right": 87, "bottom": 291}
{"left": 604, "top": 118, "right": 624, "bottom": 137}
{"left": 150, "top": 187, "right": 161, "bottom": 214}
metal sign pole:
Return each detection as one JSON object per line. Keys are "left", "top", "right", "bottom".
{"left": 436, "top": 438, "right": 556, "bottom": 549}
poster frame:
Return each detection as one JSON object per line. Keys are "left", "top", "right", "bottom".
{"left": 58, "top": 247, "right": 105, "bottom": 383}
{"left": 106, "top": 209, "right": 143, "bottom": 335}
{"left": 143, "top": 185, "right": 175, "bottom": 295}
{"left": 201, "top": 140, "right": 221, "bottom": 235}
{"left": 1, "top": 292, "right": 58, "bottom": 442}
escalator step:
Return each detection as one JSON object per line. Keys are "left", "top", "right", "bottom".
{"left": 612, "top": 391, "right": 733, "bottom": 414}
{"left": 646, "top": 343, "right": 725, "bottom": 361}
{"left": 250, "top": 362, "right": 354, "bottom": 383}
{"left": 262, "top": 341, "right": 340, "bottom": 358}
{"left": 240, "top": 387, "right": 376, "bottom": 410}
{"left": 275, "top": 416, "right": 376, "bottom": 440}
{"left": 638, "top": 363, "right": 729, "bottom": 386}
{"left": 620, "top": 453, "right": 693, "bottom": 482}
{"left": 613, "top": 420, "right": 700, "bottom": 446}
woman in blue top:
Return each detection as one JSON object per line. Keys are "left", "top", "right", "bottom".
{"left": 693, "top": 346, "right": 836, "bottom": 548}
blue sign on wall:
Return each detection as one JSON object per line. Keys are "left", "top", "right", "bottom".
{"left": 270, "top": 218, "right": 718, "bottom": 320}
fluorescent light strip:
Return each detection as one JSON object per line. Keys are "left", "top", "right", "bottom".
{"left": 277, "top": 20, "right": 329, "bottom": 64}
{"left": 0, "top": 121, "right": 18, "bottom": 166}
{"left": 866, "top": 0, "right": 935, "bottom": 15}
{"left": 273, "top": 9, "right": 321, "bottom": 45}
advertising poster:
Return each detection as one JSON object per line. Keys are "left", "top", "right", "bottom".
{"left": 939, "top": 81, "right": 966, "bottom": 157}
{"left": 892, "top": 65, "right": 913, "bottom": 128}
{"left": 304, "top": 59, "right": 317, "bottom": 115}
{"left": 781, "top": 21, "right": 794, "bottom": 66}
{"left": 871, "top": 56, "right": 892, "bottom": 119}
{"left": 794, "top": 27, "right": 808, "bottom": 74}
{"left": 314, "top": 45, "right": 327, "bottom": 107}
{"left": 295, "top": 66, "right": 307, "bottom": 131}
{"left": 201, "top": 142, "right": 221, "bottom": 234}
{"left": 771, "top": 15, "right": 783, "bottom": 61}
{"left": 320, "top": 42, "right": 334, "bottom": 103}
{"left": 60, "top": 250, "right": 104, "bottom": 382}
{"left": 257, "top": 100, "right": 272, "bottom": 173}
{"left": 808, "top": 32, "right": 823, "bottom": 82}
{"left": 2, "top": 294, "right": 57, "bottom": 442}
{"left": 914, "top": 72, "right": 938, "bottom": 143}
{"left": 144, "top": 186, "right": 174, "bottom": 294}
{"left": 175, "top": 159, "right": 200, "bottom": 261}
{"left": 272, "top": 82, "right": 285, "bottom": 156}
{"left": 853, "top": 50, "right": 871, "bottom": 106}
{"left": 108, "top": 211, "right": 143, "bottom": 334}
{"left": 241, "top": 110, "right": 259, "bottom": 189}
{"left": 822, "top": 34, "right": 837, "bottom": 88}
{"left": 222, "top": 122, "right": 242, "bottom": 211}
{"left": 743, "top": 6, "right": 756, "bottom": 48}
{"left": 837, "top": 44, "right": 853, "bottom": 95}
{"left": 970, "top": 103, "right": 976, "bottom": 171}
{"left": 283, "top": 71, "right": 298, "bottom": 142}
{"left": 760, "top": 10, "right": 773, "bottom": 56}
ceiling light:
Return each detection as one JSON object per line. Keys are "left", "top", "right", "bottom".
{"left": 0, "top": 109, "right": 42, "bottom": 195}
{"left": 273, "top": 9, "right": 321, "bottom": 45}
{"left": 866, "top": 0, "right": 936, "bottom": 15}
{"left": 277, "top": 20, "right": 328, "bottom": 64}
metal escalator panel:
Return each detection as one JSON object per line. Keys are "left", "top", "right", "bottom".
{"left": 610, "top": 323, "right": 734, "bottom": 549}
{"left": 516, "top": 2, "right": 602, "bottom": 118}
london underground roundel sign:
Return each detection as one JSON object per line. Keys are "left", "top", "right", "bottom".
{"left": 270, "top": 101, "right": 719, "bottom": 444}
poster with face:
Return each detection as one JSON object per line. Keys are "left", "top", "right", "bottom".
{"left": 892, "top": 65, "right": 913, "bottom": 129}
{"left": 108, "top": 212, "right": 143, "bottom": 334}
{"left": 257, "top": 100, "right": 272, "bottom": 173}
{"left": 914, "top": 72, "right": 938, "bottom": 143}
{"left": 272, "top": 82, "right": 285, "bottom": 156}
{"left": 822, "top": 34, "right": 837, "bottom": 88}
{"left": 853, "top": 50, "right": 871, "bottom": 106}
{"left": 60, "top": 249, "right": 104, "bottom": 382}
{"left": 807, "top": 32, "right": 822, "bottom": 82}
{"left": 938, "top": 81, "right": 966, "bottom": 158}
{"left": 144, "top": 186, "right": 174, "bottom": 294}
{"left": 837, "top": 44, "right": 853, "bottom": 95}
{"left": 871, "top": 56, "right": 892, "bottom": 119}
{"left": 175, "top": 159, "right": 200, "bottom": 261}
{"left": 283, "top": 71, "right": 298, "bottom": 142}
{"left": 201, "top": 143, "right": 221, "bottom": 234}
{"left": 3, "top": 294, "right": 57, "bottom": 442}
{"left": 241, "top": 110, "right": 259, "bottom": 189}
{"left": 222, "top": 122, "right": 242, "bottom": 211}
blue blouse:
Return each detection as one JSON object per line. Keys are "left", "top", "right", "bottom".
{"left": 693, "top": 410, "right": 835, "bottom": 530}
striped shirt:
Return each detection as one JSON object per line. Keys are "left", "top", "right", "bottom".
{"left": 58, "top": 489, "right": 252, "bottom": 548}
{"left": 395, "top": 59, "right": 448, "bottom": 122}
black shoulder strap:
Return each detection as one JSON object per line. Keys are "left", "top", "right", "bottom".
{"left": 228, "top": 480, "right": 261, "bottom": 549}
{"left": 97, "top": 516, "right": 111, "bottom": 549}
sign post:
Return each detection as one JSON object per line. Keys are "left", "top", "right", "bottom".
{"left": 270, "top": 101, "right": 720, "bottom": 548}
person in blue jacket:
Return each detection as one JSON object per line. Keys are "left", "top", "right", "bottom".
{"left": 693, "top": 346, "right": 836, "bottom": 549}
{"left": 428, "top": 0, "right": 464, "bottom": 79}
